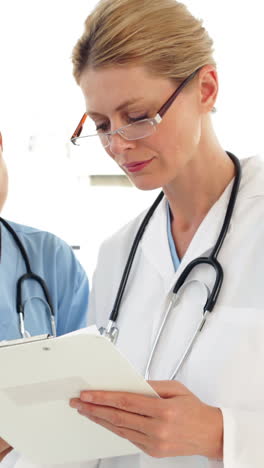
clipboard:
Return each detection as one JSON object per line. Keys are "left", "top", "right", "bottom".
{"left": 0, "top": 329, "right": 157, "bottom": 464}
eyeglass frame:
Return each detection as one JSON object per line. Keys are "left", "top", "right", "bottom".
{"left": 70, "top": 68, "right": 200, "bottom": 147}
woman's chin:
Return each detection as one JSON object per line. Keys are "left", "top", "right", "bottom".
{"left": 128, "top": 175, "right": 163, "bottom": 191}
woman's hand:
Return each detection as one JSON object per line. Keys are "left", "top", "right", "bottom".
{"left": 70, "top": 380, "right": 223, "bottom": 460}
{"left": 0, "top": 438, "right": 12, "bottom": 462}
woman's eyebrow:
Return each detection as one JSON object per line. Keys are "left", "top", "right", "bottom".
{"left": 88, "top": 97, "right": 145, "bottom": 118}
{"left": 115, "top": 97, "right": 144, "bottom": 112}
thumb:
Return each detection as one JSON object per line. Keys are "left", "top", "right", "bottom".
{"left": 148, "top": 380, "right": 191, "bottom": 398}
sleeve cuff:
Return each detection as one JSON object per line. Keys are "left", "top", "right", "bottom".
{"left": 0, "top": 450, "right": 20, "bottom": 468}
{"left": 222, "top": 407, "right": 264, "bottom": 468}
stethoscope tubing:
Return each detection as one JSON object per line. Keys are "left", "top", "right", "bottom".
{"left": 210, "top": 153, "right": 241, "bottom": 259}
{"left": 0, "top": 217, "right": 56, "bottom": 338}
{"left": 110, "top": 153, "right": 240, "bottom": 322}
{"left": 109, "top": 190, "right": 164, "bottom": 322}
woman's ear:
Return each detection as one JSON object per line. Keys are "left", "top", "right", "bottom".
{"left": 0, "top": 133, "right": 3, "bottom": 152}
{"left": 198, "top": 66, "right": 218, "bottom": 113}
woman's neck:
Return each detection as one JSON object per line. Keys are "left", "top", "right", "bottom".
{"left": 164, "top": 145, "right": 235, "bottom": 258}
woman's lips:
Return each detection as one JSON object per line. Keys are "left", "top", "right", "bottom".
{"left": 123, "top": 158, "right": 154, "bottom": 173}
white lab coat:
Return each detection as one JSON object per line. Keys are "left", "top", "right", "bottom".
{"left": 8, "top": 155, "right": 264, "bottom": 468}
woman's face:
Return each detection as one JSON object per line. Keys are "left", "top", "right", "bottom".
{"left": 0, "top": 134, "right": 8, "bottom": 211}
{"left": 79, "top": 65, "right": 214, "bottom": 191}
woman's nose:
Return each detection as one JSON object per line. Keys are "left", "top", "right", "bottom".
{"left": 108, "top": 131, "right": 135, "bottom": 156}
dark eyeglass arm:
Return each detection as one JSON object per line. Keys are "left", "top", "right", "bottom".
{"left": 158, "top": 69, "right": 200, "bottom": 117}
{"left": 71, "top": 113, "right": 88, "bottom": 142}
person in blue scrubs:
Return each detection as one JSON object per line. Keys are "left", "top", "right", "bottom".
{"left": 0, "top": 131, "right": 89, "bottom": 462}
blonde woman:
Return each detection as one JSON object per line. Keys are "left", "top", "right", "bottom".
{"left": 69, "top": 0, "right": 264, "bottom": 467}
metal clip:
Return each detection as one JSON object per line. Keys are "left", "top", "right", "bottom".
{"left": 99, "top": 321, "right": 119, "bottom": 344}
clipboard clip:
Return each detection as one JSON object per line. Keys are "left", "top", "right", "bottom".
{"left": 0, "top": 334, "right": 51, "bottom": 348}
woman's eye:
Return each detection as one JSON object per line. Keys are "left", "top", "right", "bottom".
{"left": 128, "top": 114, "right": 149, "bottom": 123}
{"left": 95, "top": 115, "right": 149, "bottom": 132}
{"left": 96, "top": 123, "right": 109, "bottom": 133}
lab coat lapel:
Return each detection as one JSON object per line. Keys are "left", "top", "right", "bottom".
{"left": 139, "top": 197, "right": 175, "bottom": 290}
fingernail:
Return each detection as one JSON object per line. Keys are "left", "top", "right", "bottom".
{"left": 70, "top": 401, "right": 82, "bottom": 410}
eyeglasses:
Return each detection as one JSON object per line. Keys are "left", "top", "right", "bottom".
{"left": 70, "top": 68, "right": 199, "bottom": 148}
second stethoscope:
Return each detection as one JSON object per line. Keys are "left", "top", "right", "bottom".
{"left": 100, "top": 152, "right": 242, "bottom": 380}
{"left": 0, "top": 218, "right": 56, "bottom": 339}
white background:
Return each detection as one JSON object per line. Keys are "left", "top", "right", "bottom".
{"left": 0, "top": 0, "right": 263, "bottom": 277}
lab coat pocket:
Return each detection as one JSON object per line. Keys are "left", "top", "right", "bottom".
{"left": 183, "top": 305, "right": 264, "bottom": 407}
{"left": 212, "top": 305, "right": 264, "bottom": 408}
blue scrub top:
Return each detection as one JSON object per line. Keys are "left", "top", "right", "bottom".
{"left": 166, "top": 201, "right": 180, "bottom": 271}
{"left": 0, "top": 220, "right": 89, "bottom": 341}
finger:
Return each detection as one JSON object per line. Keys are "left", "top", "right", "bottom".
{"left": 72, "top": 400, "right": 155, "bottom": 435}
{"left": 79, "top": 391, "right": 160, "bottom": 417}
{"left": 0, "top": 439, "right": 10, "bottom": 452}
{"left": 86, "top": 414, "right": 149, "bottom": 449}
{"left": 70, "top": 398, "right": 82, "bottom": 409}
{"left": 148, "top": 380, "right": 190, "bottom": 398}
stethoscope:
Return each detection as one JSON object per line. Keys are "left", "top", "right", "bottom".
{"left": 100, "top": 152, "right": 242, "bottom": 380}
{"left": 0, "top": 218, "right": 56, "bottom": 339}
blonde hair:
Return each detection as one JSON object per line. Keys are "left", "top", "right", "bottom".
{"left": 72, "top": 0, "right": 216, "bottom": 83}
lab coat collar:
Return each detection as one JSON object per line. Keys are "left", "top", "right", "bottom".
{"left": 140, "top": 194, "right": 174, "bottom": 288}
{"left": 239, "top": 156, "right": 264, "bottom": 197}
{"left": 140, "top": 155, "right": 264, "bottom": 294}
